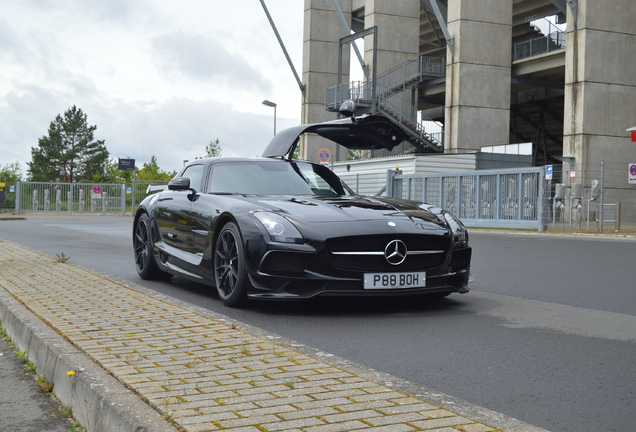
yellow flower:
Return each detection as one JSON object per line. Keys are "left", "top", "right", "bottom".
{"left": 66, "top": 371, "right": 75, "bottom": 376}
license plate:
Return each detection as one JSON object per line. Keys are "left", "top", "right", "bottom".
{"left": 363, "top": 272, "right": 426, "bottom": 289}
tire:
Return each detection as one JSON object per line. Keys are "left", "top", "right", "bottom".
{"left": 213, "top": 222, "right": 248, "bottom": 307}
{"left": 133, "top": 213, "right": 172, "bottom": 280}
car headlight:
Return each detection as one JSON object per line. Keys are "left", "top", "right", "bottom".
{"left": 443, "top": 212, "right": 468, "bottom": 244}
{"left": 253, "top": 212, "right": 304, "bottom": 244}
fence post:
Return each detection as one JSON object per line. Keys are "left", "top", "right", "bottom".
{"left": 132, "top": 179, "right": 137, "bottom": 213}
{"left": 475, "top": 174, "right": 481, "bottom": 219}
{"left": 496, "top": 174, "right": 502, "bottom": 219}
{"left": 517, "top": 172, "right": 524, "bottom": 221}
{"left": 68, "top": 185, "right": 73, "bottom": 214}
{"left": 422, "top": 177, "right": 427, "bottom": 203}
{"left": 538, "top": 171, "right": 547, "bottom": 232}
{"left": 599, "top": 160, "right": 605, "bottom": 232}
{"left": 15, "top": 181, "right": 21, "bottom": 215}
{"left": 121, "top": 184, "right": 126, "bottom": 216}
{"left": 457, "top": 176, "right": 463, "bottom": 218}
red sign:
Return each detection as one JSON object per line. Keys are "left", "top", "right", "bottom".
{"left": 92, "top": 185, "right": 102, "bottom": 194}
{"left": 631, "top": 131, "right": 636, "bottom": 142}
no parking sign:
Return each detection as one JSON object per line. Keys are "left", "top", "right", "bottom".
{"left": 92, "top": 185, "right": 102, "bottom": 197}
{"left": 318, "top": 149, "right": 331, "bottom": 162}
{"left": 629, "top": 164, "right": 636, "bottom": 184}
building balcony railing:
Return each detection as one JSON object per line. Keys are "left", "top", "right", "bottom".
{"left": 513, "top": 30, "right": 566, "bottom": 61}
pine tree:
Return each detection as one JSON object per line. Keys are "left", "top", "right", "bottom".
{"left": 205, "top": 139, "right": 222, "bottom": 158}
{"left": 28, "top": 105, "right": 109, "bottom": 182}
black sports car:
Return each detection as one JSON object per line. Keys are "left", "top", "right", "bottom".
{"left": 133, "top": 104, "right": 471, "bottom": 307}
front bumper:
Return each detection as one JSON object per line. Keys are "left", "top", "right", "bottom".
{"left": 247, "top": 267, "right": 470, "bottom": 300}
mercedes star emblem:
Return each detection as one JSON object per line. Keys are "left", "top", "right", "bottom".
{"left": 384, "top": 239, "right": 407, "bottom": 265}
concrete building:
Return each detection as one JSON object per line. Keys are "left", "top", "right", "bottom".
{"left": 300, "top": 0, "right": 636, "bottom": 225}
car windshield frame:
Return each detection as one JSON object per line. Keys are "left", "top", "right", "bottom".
{"left": 205, "top": 159, "right": 354, "bottom": 197}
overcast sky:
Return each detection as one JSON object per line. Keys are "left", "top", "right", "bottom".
{"left": 0, "top": 0, "right": 304, "bottom": 175}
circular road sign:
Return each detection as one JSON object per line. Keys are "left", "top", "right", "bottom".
{"left": 318, "top": 149, "right": 331, "bottom": 162}
{"left": 92, "top": 185, "right": 102, "bottom": 194}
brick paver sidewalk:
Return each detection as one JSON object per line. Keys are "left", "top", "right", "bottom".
{"left": 0, "top": 240, "right": 500, "bottom": 432}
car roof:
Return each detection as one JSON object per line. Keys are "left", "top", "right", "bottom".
{"left": 261, "top": 114, "right": 409, "bottom": 159}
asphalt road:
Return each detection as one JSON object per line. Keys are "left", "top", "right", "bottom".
{"left": 1, "top": 214, "right": 635, "bottom": 432}
{"left": 0, "top": 331, "right": 73, "bottom": 432}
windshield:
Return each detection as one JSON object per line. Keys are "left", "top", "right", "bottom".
{"left": 207, "top": 160, "right": 353, "bottom": 196}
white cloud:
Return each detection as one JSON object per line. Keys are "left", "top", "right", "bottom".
{"left": 0, "top": 0, "right": 304, "bottom": 175}
{"left": 151, "top": 32, "right": 272, "bottom": 91}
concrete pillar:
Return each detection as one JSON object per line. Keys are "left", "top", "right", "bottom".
{"left": 301, "top": 0, "right": 352, "bottom": 162}
{"left": 563, "top": 0, "right": 636, "bottom": 185}
{"left": 363, "top": 1, "right": 420, "bottom": 76}
{"left": 444, "top": 0, "right": 512, "bottom": 153}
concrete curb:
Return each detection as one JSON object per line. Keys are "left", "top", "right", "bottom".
{"left": 0, "top": 288, "right": 178, "bottom": 432}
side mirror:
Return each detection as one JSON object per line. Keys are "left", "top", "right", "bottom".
{"left": 168, "top": 177, "right": 191, "bottom": 191}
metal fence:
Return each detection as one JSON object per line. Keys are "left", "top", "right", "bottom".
{"left": 130, "top": 180, "right": 169, "bottom": 212}
{"left": 387, "top": 167, "right": 548, "bottom": 230}
{"left": 15, "top": 182, "right": 127, "bottom": 215}
{"left": 383, "top": 162, "right": 636, "bottom": 232}
{"left": 512, "top": 30, "right": 566, "bottom": 61}
{"left": 545, "top": 162, "right": 636, "bottom": 231}
{"left": 12, "top": 180, "right": 170, "bottom": 216}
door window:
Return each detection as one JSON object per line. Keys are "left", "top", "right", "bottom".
{"left": 182, "top": 164, "right": 204, "bottom": 192}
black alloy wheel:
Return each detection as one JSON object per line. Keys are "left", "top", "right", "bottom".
{"left": 133, "top": 213, "right": 171, "bottom": 280}
{"left": 214, "top": 222, "right": 247, "bottom": 307}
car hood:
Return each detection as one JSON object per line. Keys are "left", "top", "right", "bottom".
{"left": 241, "top": 195, "right": 447, "bottom": 230}
{"left": 261, "top": 115, "right": 410, "bottom": 158}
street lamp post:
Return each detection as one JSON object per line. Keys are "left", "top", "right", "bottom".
{"left": 262, "top": 100, "right": 277, "bottom": 135}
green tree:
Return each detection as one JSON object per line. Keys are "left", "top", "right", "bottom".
{"left": 292, "top": 144, "right": 301, "bottom": 160}
{"left": 28, "top": 105, "right": 109, "bottom": 183}
{"left": 196, "top": 138, "right": 222, "bottom": 159}
{"left": 348, "top": 149, "right": 362, "bottom": 161}
{"left": 0, "top": 162, "right": 22, "bottom": 183}
{"left": 97, "top": 158, "right": 138, "bottom": 184}
{"left": 0, "top": 162, "right": 22, "bottom": 208}
{"left": 137, "top": 155, "right": 176, "bottom": 181}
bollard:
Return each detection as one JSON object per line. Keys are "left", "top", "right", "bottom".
{"left": 55, "top": 189, "right": 61, "bottom": 212}
{"left": 79, "top": 189, "right": 85, "bottom": 212}
{"left": 44, "top": 189, "right": 50, "bottom": 211}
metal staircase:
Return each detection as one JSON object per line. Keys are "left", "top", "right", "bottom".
{"left": 325, "top": 55, "right": 446, "bottom": 152}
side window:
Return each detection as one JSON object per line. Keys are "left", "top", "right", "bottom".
{"left": 181, "top": 164, "right": 204, "bottom": 192}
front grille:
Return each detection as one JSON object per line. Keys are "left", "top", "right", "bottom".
{"left": 326, "top": 234, "right": 450, "bottom": 272}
